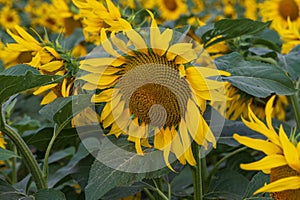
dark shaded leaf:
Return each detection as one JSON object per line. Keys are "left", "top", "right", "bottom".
{"left": 205, "top": 169, "right": 249, "bottom": 200}
{"left": 243, "top": 172, "right": 270, "bottom": 198}
{"left": 34, "top": 189, "right": 66, "bottom": 200}
{"left": 278, "top": 44, "right": 300, "bottom": 80}
{"left": 201, "top": 19, "right": 271, "bottom": 48}
{"left": 0, "top": 65, "right": 62, "bottom": 105}
{"left": 215, "top": 52, "right": 296, "bottom": 97}
{"left": 0, "top": 178, "right": 27, "bottom": 200}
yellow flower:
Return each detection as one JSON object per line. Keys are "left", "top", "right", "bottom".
{"left": 78, "top": 13, "right": 228, "bottom": 170}
{"left": 222, "top": 83, "right": 288, "bottom": 121}
{"left": 1, "top": 25, "right": 75, "bottom": 104}
{"left": 0, "top": 6, "right": 20, "bottom": 29}
{"left": 259, "top": 0, "right": 300, "bottom": 30}
{"left": 0, "top": 131, "right": 6, "bottom": 149}
{"left": 73, "top": 0, "right": 132, "bottom": 44}
{"left": 241, "top": 0, "right": 258, "bottom": 20}
{"left": 234, "top": 96, "right": 300, "bottom": 197}
{"left": 157, "top": 0, "right": 187, "bottom": 20}
{"left": 222, "top": 0, "right": 237, "bottom": 18}
{"left": 274, "top": 19, "right": 300, "bottom": 54}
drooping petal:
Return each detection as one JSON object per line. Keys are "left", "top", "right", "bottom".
{"left": 279, "top": 125, "right": 300, "bottom": 172}
{"left": 233, "top": 134, "right": 282, "bottom": 155}
{"left": 240, "top": 155, "right": 287, "bottom": 171}
{"left": 254, "top": 176, "right": 300, "bottom": 194}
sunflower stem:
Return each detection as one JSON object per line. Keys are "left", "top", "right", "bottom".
{"left": 289, "top": 91, "right": 300, "bottom": 131}
{"left": 191, "top": 142, "right": 203, "bottom": 200}
{"left": 11, "top": 145, "right": 17, "bottom": 184}
{"left": 2, "top": 125, "right": 47, "bottom": 189}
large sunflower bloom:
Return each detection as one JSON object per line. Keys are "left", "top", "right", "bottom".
{"left": 259, "top": 0, "right": 300, "bottom": 30}
{"left": 0, "top": 25, "right": 74, "bottom": 104}
{"left": 234, "top": 96, "right": 300, "bottom": 199}
{"left": 78, "top": 13, "right": 229, "bottom": 170}
{"left": 72, "top": 0, "right": 132, "bottom": 44}
{"left": 223, "top": 82, "right": 288, "bottom": 121}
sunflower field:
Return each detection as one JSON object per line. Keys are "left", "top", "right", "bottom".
{"left": 1, "top": 0, "right": 300, "bottom": 199}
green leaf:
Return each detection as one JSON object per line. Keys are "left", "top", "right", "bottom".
{"left": 0, "top": 178, "right": 27, "bottom": 200}
{"left": 85, "top": 136, "right": 170, "bottom": 200}
{"left": 101, "top": 183, "right": 144, "bottom": 200}
{"left": 47, "top": 141, "right": 98, "bottom": 188}
{"left": 23, "top": 127, "right": 80, "bottom": 151}
{"left": 243, "top": 172, "right": 270, "bottom": 198}
{"left": 278, "top": 44, "right": 300, "bottom": 80}
{"left": 0, "top": 65, "right": 62, "bottom": 105}
{"left": 0, "top": 148, "right": 19, "bottom": 160}
{"left": 34, "top": 189, "right": 66, "bottom": 200}
{"left": 171, "top": 166, "right": 193, "bottom": 196}
{"left": 215, "top": 52, "right": 296, "bottom": 98}
{"left": 39, "top": 94, "right": 92, "bottom": 127}
{"left": 201, "top": 19, "right": 271, "bottom": 48}
{"left": 205, "top": 169, "right": 249, "bottom": 200}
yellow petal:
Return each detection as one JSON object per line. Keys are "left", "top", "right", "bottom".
{"left": 186, "top": 66, "right": 230, "bottom": 78}
{"left": 91, "top": 89, "right": 113, "bottom": 102}
{"left": 163, "top": 127, "right": 175, "bottom": 172}
{"left": 80, "top": 57, "right": 125, "bottom": 67}
{"left": 170, "top": 127, "right": 186, "bottom": 165}
{"left": 110, "top": 32, "right": 135, "bottom": 56}
{"left": 106, "top": 0, "right": 121, "bottom": 18}
{"left": 240, "top": 154, "right": 287, "bottom": 171}
{"left": 179, "top": 120, "right": 196, "bottom": 166}
{"left": 125, "top": 29, "right": 148, "bottom": 54}
{"left": 101, "top": 29, "right": 121, "bottom": 57}
{"left": 41, "top": 90, "right": 57, "bottom": 105}
{"left": 254, "top": 176, "right": 300, "bottom": 194}
{"left": 33, "top": 84, "right": 58, "bottom": 95}
{"left": 40, "top": 61, "right": 64, "bottom": 72}
{"left": 233, "top": 134, "right": 282, "bottom": 155}
{"left": 279, "top": 125, "right": 300, "bottom": 172}
{"left": 154, "top": 128, "right": 165, "bottom": 150}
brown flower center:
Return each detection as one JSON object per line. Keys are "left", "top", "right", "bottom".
{"left": 118, "top": 53, "right": 191, "bottom": 128}
{"left": 129, "top": 83, "right": 181, "bottom": 127}
{"left": 279, "top": 0, "right": 299, "bottom": 21}
{"left": 163, "top": 0, "right": 178, "bottom": 11}
{"left": 270, "top": 165, "right": 300, "bottom": 200}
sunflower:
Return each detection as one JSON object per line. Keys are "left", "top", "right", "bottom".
{"left": 274, "top": 19, "right": 300, "bottom": 54}
{"left": 78, "top": 12, "right": 229, "bottom": 170}
{"left": 0, "top": 131, "right": 7, "bottom": 167}
{"left": 157, "top": 0, "right": 188, "bottom": 21}
{"left": 222, "top": 0, "right": 237, "bottom": 18}
{"left": 73, "top": 0, "right": 132, "bottom": 44}
{"left": 241, "top": 0, "right": 258, "bottom": 20}
{"left": 259, "top": 0, "right": 300, "bottom": 30}
{"left": 0, "top": 25, "right": 75, "bottom": 104}
{"left": 233, "top": 96, "right": 300, "bottom": 199}
{"left": 223, "top": 82, "right": 288, "bottom": 121}
{"left": 0, "top": 131, "right": 6, "bottom": 149}
{"left": 0, "top": 6, "right": 20, "bottom": 29}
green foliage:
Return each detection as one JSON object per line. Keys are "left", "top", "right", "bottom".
{"left": 0, "top": 148, "right": 19, "bottom": 160}
{"left": 199, "top": 19, "right": 271, "bottom": 48}
{"left": 0, "top": 65, "right": 62, "bottom": 105}
{"left": 215, "top": 52, "right": 296, "bottom": 97}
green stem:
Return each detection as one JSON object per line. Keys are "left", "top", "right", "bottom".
{"left": 191, "top": 142, "right": 203, "bottom": 200}
{"left": 207, "top": 147, "right": 247, "bottom": 182}
{"left": 2, "top": 125, "right": 47, "bottom": 189}
{"left": 154, "top": 178, "right": 163, "bottom": 200}
{"left": 143, "top": 188, "right": 155, "bottom": 200}
{"left": 142, "top": 181, "right": 169, "bottom": 200}
{"left": 11, "top": 145, "right": 17, "bottom": 184}
{"left": 289, "top": 92, "right": 300, "bottom": 131}
{"left": 42, "top": 124, "right": 62, "bottom": 184}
